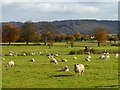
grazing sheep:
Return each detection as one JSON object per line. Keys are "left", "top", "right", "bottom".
{"left": 86, "top": 52, "right": 90, "bottom": 55}
{"left": 85, "top": 58, "right": 90, "bottom": 61}
{"left": 22, "top": 53, "right": 26, "bottom": 56}
{"left": 99, "top": 55, "right": 105, "bottom": 60}
{"left": 14, "top": 53, "right": 18, "bottom": 56}
{"left": 50, "top": 58, "right": 58, "bottom": 64}
{"left": 6, "top": 61, "right": 14, "bottom": 67}
{"left": 115, "top": 53, "right": 119, "bottom": 58}
{"left": 87, "top": 56, "right": 91, "bottom": 59}
{"left": 61, "top": 66, "right": 69, "bottom": 71}
{"left": 48, "top": 56, "right": 53, "bottom": 59}
{"left": 30, "top": 59, "right": 35, "bottom": 62}
{"left": 45, "top": 51, "right": 48, "bottom": 53}
{"left": 1, "top": 58, "right": 5, "bottom": 60}
{"left": 73, "top": 57, "right": 77, "bottom": 59}
{"left": 54, "top": 53, "right": 59, "bottom": 57}
{"left": 106, "top": 52, "right": 109, "bottom": 55}
{"left": 105, "top": 55, "right": 110, "bottom": 60}
{"left": 61, "top": 59, "right": 67, "bottom": 62}
{"left": 8, "top": 53, "right": 13, "bottom": 56}
{"left": 38, "top": 52, "right": 42, "bottom": 54}
{"left": 74, "top": 64, "right": 85, "bottom": 76}
{"left": 47, "top": 54, "right": 51, "bottom": 56}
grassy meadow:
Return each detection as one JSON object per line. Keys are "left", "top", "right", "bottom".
{"left": 1, "top": 41, "right": 119, "bottom": 88}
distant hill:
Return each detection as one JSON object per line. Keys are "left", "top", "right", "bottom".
{"left": 1, "top": 19, "right": 118, "bottom": 35}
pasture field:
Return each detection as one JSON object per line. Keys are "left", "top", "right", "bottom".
{"left": 1, "top": 41, "right": 119, "bottom": 88}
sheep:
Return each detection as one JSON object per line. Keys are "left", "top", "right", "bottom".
{"left": 8, "top": 53, "right": 13, "bottom": 56}
{"left": 1, "top": 58, "right": 5, "bottom": 60}
{"left": 48, "top": 56, "right": 53, "bottom": 59}
{"left": 73, "top": 57, "right": 77, "bottom": 59}
{"left": 105, "top": 55, "right": 110, "bottom": 60}
{"left": 14, "top": 53, "right": 18, "bottom": 56}
{"left": 50, "top": 58, "right": 58, "bottom": 64}
{"left": 6, "top": 61, "right": 14, "bottom": 67}
{"left": 46, "top": 54, "right": 51, "bottom": 56}
{"left": 86, "top": 52, "right": 90, "bottom": 55}
{"left": 30, "top": 59, "right": 35, "bottom": 62}
{"left": 99, "top": 55, "right": 105, "bottom": 60}
{"left": 85, "top": 58, "right": 90, "bottom": 61}
{"left": 54, "top": 53, "right": 59, "bottom": 57}
{"left": 61, "top": 59, "right": 67, "bottom": 62}
{"left": 38, "top": 52, "right": 42, "bottom": 54}
{"left": 74, "top": 64, "right": 85, "bottom": 76}
{"left": 61, "top": 66, "right": 69, "bottom": 71}
{"left": 115, "top": 53, "right": 119, "bottom": 58}
{"left": 22, "top": 53, "right": 26, "bottom": 56}
{"left": 87, "top": 56, "right": 91, "bottom": 59}
{"left": 106, "top": 52, "right": 109, "bottom": 55}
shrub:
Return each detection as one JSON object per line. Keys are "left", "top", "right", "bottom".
{"left": 69, "top": 50, "right": 77, "bottom": 55}
{"left": 90, "top": 48, "right": 97, "bottom": 54}
{"left": 77, "top": 49, "right": 84, "bottom": 54}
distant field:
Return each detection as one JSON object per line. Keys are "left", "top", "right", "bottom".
{"left": 1, "top": 41, "right": 119, "bottom": 88}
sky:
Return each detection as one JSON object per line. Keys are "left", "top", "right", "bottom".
{"left": 1, "top": 0, "right": 119, "bottom": 22}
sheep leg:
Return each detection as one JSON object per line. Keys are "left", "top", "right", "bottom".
{"left": 81, "top": 71, "right": 83, "bottom": 75}
{"left": 79, "top": 72, "right": 81, "bottom": 76}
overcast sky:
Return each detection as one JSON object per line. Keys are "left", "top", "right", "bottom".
{"left": 1, "top": 1, "right": 118, "bottom": 22}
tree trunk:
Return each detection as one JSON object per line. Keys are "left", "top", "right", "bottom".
{"left": 44, "top": 38, "right": 47, "bottom": 45}
{"left": 9, "top": 41, "right": 11, "bottom": 45}
{"left": 26, "top": 41, "right": 29, "bottom": 45}
{"left": 98, "top": 43, "right": 100, "bottom": 46}
{"left": 49, "top": 45, "right": 51, "bottom": 49}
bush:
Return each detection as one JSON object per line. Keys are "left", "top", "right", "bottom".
{"left": 69, "top": 50, "right": 77, "bottom": 55}
{"left": 90, "top": 48, "right": 97, "bottom": 54}
{"left": 77, "top": 49, "right": 84, "bottom": 54}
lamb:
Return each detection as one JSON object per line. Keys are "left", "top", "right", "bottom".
{"left": 73, "top": 57, "right": 77, "bottom": 59}
{"left": 61, "top": 66, "right": 69, "bottom": 71}
{"left": 105, "top": 55, "right": 110, "bottom": 60}
{"left": 54, "top": 53, "right": 59, "bottom": 57}
{"left": 1, "top": 58, "right": 5, "bottom": 60}
{"left": 99, "top": 55, "right": 105, "bottom": 60}
{"left": 61, "top": 59, "right": 67, "bottom": 62}
{"left": 8, "top": 53, "right": 13, "bottom": 56}
{"left": 50, "top": 58, "right": 58, "bottom": 64}
{"left": 115, "top": 53, "right": 119, "bottom": 58}
{"left": 87, "top": 56, "right": 91, "bottom": 59}
{"left": 85, "top": 58, "right": 90, "bottom": 61}
{"left": 30, "top": 59, "right": 35, "bottom": 62}
{"left": 74, "top": 64, "right": 85, "bottom": 76}
{"left": 6, "top": 61, "right": 14, "bottom": 67}
{"left": 22, "top": 53, "right": 26, "bottom": 56}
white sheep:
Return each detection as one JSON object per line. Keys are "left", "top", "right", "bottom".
{"left": 115, "top": 53, "right": 119, "bottom": 58}
{"left": 99, "top": 55, "right": 105, "bottom": 60}
{"left": 73, "top": 57, "right": 77, "bottom": 59}
{"left": 54, "top": 53, "right": 59, "bottom": 57}
{"left": 22, "top": 53, "right": 26, "bottom": 56}
{"left": 61, "top": 59, "right": 67, "bottom": 62}
{"left": 14, "top": 53, "right": 18, "bottom": 56}
{"left": 74, "top": 64, "right": 85, "bottom": 76}
{"left": 8, "top": 53, "right": 13, "bottom": 56}
{"left": 6, "top": 61, "right": 14, "bottom": 67}
{"left": 30, "top": 59, "right": 35, "bottom": 62}
{"left": 38, "top": 52, "right": 42, "bottom": 54}
{"left": 87, "top": 56, "right": 91, "bottom": 59}
{"left": 105, "top": 55, "right": 110, "bottom": 60}
{"left": 86, "top": 52, "right": 90, "bottom": 55}
{"left": 50, "top": 58, "right": 58, "bottom": 64}
{"left": 1, "top": 58, "right": 5, "bottom": 60}
{"left": 106, "top": 52, "right": 109, "bottom": 55}
{"left": 61, "top": 66, "right": 69, "bottom": 71}
{"left": 85, "top": 58, "right": 90, "bottom": 61}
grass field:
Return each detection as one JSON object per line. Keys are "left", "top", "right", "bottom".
{"left": 1, "top": 41, "right": 119, "bottom": 88}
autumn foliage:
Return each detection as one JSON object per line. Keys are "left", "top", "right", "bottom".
{"left": 2, "top": 24, "right": 21, "bottom": 44}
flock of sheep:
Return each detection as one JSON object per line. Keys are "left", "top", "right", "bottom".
{"left": 1, "top": 50, "right": 119, "bottom": 76}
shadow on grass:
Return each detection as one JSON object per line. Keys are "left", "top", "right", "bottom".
{"left": 95, "top": 85, "right": 120, "bottom": 88}
{"left": 52, "top": 74, "right": 74, "bottom": 77}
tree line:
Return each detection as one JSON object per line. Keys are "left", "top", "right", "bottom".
{"left": 1, "top": 21, "right": 119, "bottom": 47}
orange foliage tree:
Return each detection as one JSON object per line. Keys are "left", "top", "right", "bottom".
{"left": 2, "top": 24, "right": 21, "bottom": 45}
{"left": 60, "top": 33, "right": 66, "bottom": 41}
{"left": 93, "top": 27, "right": 108, "bottom": 46}
{"left": 73, "top": 33, "right": 81, "bottom": 40}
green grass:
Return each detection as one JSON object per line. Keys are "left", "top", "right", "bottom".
{"left": 1, "top": 41, "right": 119, "bottom": 88}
